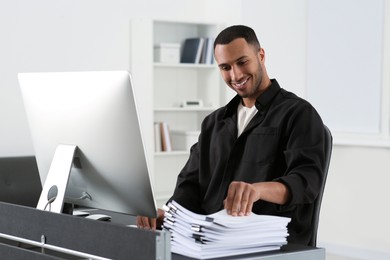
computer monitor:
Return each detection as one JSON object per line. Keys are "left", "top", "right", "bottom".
{"left": 18, "top": 71, "right": 157, "bottom": 217}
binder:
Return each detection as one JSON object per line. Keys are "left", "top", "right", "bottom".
{"left": 180, "top": 38, "right": 204, "bottom": 63}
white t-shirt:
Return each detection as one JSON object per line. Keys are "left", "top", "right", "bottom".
{"left": 237, "top": 102, "right": 258, "bottom": 137}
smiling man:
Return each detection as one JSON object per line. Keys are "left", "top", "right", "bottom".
{"left": 138, "top": 25, "right": 326, "bottom": 246}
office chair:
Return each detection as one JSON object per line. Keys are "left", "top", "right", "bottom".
{"left": 0, "top": 156, "right": 42, "bottom": 207}
{"left": 308, "top": 125, "right": 333, "bottom": 247}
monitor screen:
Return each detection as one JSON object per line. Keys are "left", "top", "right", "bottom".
{"left": 18, "top": 71, "right": 157, "bottom": 217}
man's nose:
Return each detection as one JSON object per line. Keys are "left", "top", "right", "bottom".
{"left": 230, "top": 66, "right": 243, "bottom": 82}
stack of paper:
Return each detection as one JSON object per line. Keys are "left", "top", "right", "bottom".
{"left": 163, "top": 200, "right": 291, "bottom": 259}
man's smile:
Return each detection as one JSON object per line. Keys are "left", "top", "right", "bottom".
{"left": 231, "top": 76, "right": 250, "bottom": 90}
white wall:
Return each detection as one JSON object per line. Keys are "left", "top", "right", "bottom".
{"left": 240, "top": 0, "right": 308, "bottom": 98}
{"left": 0, "top": 0, "right": 242, "bottom": 157}
{"left": 307, "top": 0, "right": 384, "bottom": 135}
{"left": 320, "top": 145, "right": 390, "bottom": 259}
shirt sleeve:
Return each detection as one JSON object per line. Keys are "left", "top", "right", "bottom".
{"left": 168, "top": 142, "right": 204, "bottom": 213}
{"left": 274, "top": 102, "right": 326, "bottom": 206}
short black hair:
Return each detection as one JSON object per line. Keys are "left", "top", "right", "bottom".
{"left": 214, "top": 25, "right": 261, "bottom": 50}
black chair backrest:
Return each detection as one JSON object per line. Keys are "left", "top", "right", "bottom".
{"left": 308, "top": 125, "right": 333, "bottom": 247}
{"left": 0, "top": 156, "right": 42, "bottom": 207}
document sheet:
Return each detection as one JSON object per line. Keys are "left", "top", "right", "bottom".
{"left": 163, "top": 200, "right": 291, "bottom": 259}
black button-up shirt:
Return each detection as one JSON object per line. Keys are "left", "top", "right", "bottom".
{"left": 170, "top": 79, "right": 326, "bottom": 245}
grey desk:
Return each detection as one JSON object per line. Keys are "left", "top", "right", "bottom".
{"left": 99, "top": 210, "right": 325, "bottom": 260}
{"left": 0, "top": 202, "right": 169, "bottom": 260}
{"left": 91, "top": 210, "right": 325, "bottom": 260}
{"left": 0, "top": 203, "right": 324, "bottom": 260}
{"left": 172, "top": 244, "right": 325, "bottom": 260}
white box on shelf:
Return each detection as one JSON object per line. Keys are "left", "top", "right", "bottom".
{"left": 171, "top": 130, "right": 200, "bottom": 151}
{"left": 180, "top": 99, "right": 203, "bottom": 108}
{"left": 154, "top": 43, "right": 180, "bottom": 64}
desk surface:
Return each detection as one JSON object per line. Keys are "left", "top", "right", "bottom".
{"left": 0, "top": 204, "right": 325, "bottom": 260}
{"left": 172, "top": 244, "right": 325, "bottom": 260}
{"left": 88, "top": 209, "right": 325, "bottom": 260}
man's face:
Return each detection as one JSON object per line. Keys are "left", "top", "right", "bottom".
{"left": 214, "top": 38, "right": 265, "bottom": 105}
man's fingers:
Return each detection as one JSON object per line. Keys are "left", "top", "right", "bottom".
{"left": 136, "top": 216, "right": 156, "bottom": 230}
{"left": 137, "top": 216, "right": 149, "bottom": 228}
{"left": 136, "top": 209, "right": 164, "bottom": 230}
{"left": 225, "top": 181, "right": 257, "bottom": 216}
{"left": 224, "top": 182, "right": 236, "bottom": 213}
{"left": 136, "top": 216, "right": 145, "bottom": 228}
{"left": 232, "top": 184, "right": 244, "bottom": 216}
{"left": 245, "top": 189, "right": 257, "bottom": 215}
{"left": 225, "top": 181, "right": 245, "bottom": 216}
{"left": 151, "top": 218, "right": 157, "bottom": 230}
{"left": 239, "top": 187, "right": 251, "bottom": 216}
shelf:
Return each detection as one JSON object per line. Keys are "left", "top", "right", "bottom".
{"left": 131, "top": 19, "right": 225, "bottom": 206}
{"left": 154, "top": 63, "right": 215, "bottom": 69}
{"left": 154, "top": 151, "right": 190, "bottom": 157}
{"left": 154, "top": 107, "right": 217, "bottom": 112}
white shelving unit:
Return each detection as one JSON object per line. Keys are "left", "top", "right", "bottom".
{"left": 131, "top": 19, "right": 225, "bottom": 207}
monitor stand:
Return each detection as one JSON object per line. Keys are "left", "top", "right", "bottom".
{"left": 36, "top": 144, "right": 77, "bottom": 213}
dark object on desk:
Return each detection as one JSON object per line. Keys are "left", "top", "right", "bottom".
{"left": 0, "top": 156, "right": 42, "bottom": 207}
{"left": 85, "top": 214, "right": 112, "bottom": 221}
{"left": 308, "top": 125, "right": 333, "bottom": 247}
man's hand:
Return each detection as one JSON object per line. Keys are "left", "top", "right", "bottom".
{"left": 136, "top": 208, "right": 165, "bottom": 230}
{"left": 224, "top": 181, "right": 290, "bottom": 216}
{"left": 224, "top": 181, "right": 260, "bottom": 216}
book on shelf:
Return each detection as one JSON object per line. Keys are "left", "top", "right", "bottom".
{"left": 199, "top": 38, "right": 208, "bottom": 64}
{"left": 154, "top": 122, "right": 172, "bottom": 152}
{"left": 163, "top": 200, "right": 291, "bottom": 259}
{"left": 180, "top": 37, "right": 215, "bottom": 64}
{"left": 200, "top": 37, "right": 214, "bottom": 65}
{"left": 180, "top": 37, "right": 204, "bottom": 64}
{"left": 154, "top": 122, "right": 162, "bottom": 152}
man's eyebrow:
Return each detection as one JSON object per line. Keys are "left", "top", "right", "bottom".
{"left": 235, "top": 55, "right": 248, "bottom": 62}
{"left": 218, "top": 63, "right": 229, "bottom": 68}
{"left": 218, "top": 56, "right": 248, "bottom": 67}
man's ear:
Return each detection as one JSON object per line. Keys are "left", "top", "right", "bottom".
{"left": 258, "top": 48, "right": 265, "bottom": 62}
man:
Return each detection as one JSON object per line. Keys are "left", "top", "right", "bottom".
{"left": 138, "top": 25, "right": 326, "bottom": 246}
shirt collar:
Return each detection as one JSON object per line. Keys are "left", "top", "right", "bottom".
{"left": 224, "top": 79, "right": 281, "bottom": 118}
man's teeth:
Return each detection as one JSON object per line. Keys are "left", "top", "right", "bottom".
{"left": 235, "top": 78, "right": 248, "bottom": 87}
